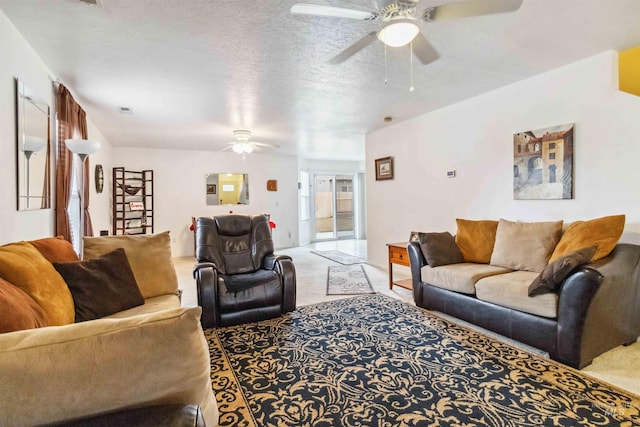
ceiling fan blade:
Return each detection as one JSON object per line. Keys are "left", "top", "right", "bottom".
{"left": 328, "top": 31, "right": 378, "bottom": 65}
{"left": 251, "top": 142, "right": 280, "bottom": 149}
{"left": 423, "top": 0, "right": 523, "bottom": 22}
{"left": 290, "top": 3, "right": 376, "bottom": 20}
{"left": 411, "top": 33, "right": 440, "bottom": 65}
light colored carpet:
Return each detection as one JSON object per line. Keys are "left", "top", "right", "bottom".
{"left": 174, "top": 239, "right": 640, "bottom": 397}
{"left": 326, "top": 264, "right": 374, "bottom": 295}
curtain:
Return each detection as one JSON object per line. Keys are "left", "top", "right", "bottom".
{"left": 55, "top": 84, "right": 93, "bottom": 241}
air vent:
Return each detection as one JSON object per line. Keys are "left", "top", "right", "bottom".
{"left": 119, "top": 106, "right": 133, "bottom": 114}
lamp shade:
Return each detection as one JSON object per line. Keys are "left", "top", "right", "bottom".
{"left": 377, "top": 20, "right": 420, "bottom": 47}
{"left": 22, "top": 136, "right": 47, "bottom": 153}
{"left": 65, "top": 139, "right": 101, "bottom": 155}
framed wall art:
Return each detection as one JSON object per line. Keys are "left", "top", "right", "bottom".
{"left": 375, "top": 156, "right": 394, "bottom": 181}
{"left": 513, "top": 123, "right": 574, "bottom": 200}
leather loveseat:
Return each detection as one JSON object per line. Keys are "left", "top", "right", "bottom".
{"left": 408, "top": 217, "right": 640, "bottom": 369}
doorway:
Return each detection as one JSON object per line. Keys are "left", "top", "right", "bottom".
{"left": 313, "top": 174, "right": 355, "bottom": 241}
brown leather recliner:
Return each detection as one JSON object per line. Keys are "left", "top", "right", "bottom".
{"left": 193, "top": 214, "right": 296, "bottom": 328}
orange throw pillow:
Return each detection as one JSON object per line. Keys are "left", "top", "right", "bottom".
{"left": 0, "top": 242, "right": 75, "bottom": 326}
{"left": 549, "top": 215, "right": 625, "bottom": 263}
{"left": 28, "top": 236, "right": 79, "bottom": 263}
{"left": 0, "top": 278, "right": 47, "bottom": 333}
{"left": 455, "top": 219, "right": 499, "bottom": 263}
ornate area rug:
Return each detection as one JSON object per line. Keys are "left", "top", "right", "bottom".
{"left": 326, "top": 264, "right": 374, "bottom": 295}
{"left": 310, "top": 250, "right": 365, "bottom": 265}
{"left": 205, "top": 294, "right": 640, "bottom": 427}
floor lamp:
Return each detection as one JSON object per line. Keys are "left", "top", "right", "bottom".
{"left": 65, "top": 139, "right": 100, "bottom": 257}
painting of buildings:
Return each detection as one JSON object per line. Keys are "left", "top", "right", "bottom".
{"left": 513, "top": 123, "right": 574, "bottom": 200}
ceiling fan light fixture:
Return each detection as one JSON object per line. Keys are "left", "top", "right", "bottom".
{"left": 377, "top": 20, "right": 419, "bottom": 47}
{"left": 232, "top": 142, "right": 253, "bottom": 154}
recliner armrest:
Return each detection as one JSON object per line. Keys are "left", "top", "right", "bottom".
{"left": 263, "top": 254, "right": 292, "bottom": 270}
{"left": 193, "top": 263, "right": 219, "bottom": 328}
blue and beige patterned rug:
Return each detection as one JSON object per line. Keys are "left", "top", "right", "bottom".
{"left": 206, "top": 294, "right": 640, "bottom": 427}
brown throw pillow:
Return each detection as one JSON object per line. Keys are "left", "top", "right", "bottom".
{"left": 0, "top": 278, "right": 48, "bottom": 333}
{"left": 418, "top": 232, "right": 465, "bottom": 267}
{"left": 549, "top": 215, "right": 625, "bottom": 263}
{"left": 28, "top": 236, "right": 80, "bottom": 263}
{"left": 455, "top": 219, "right": 499, "bottom": 263}
{"left": 528, "top": 246, "right": 597, "bottom": 296}
{"left": 54, "top": 248, "right": 145, "bottom": 322}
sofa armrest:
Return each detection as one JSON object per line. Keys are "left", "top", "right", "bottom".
{"left": 264, "top": 254, "right": 296, "bottom": 313}
{"left": 0, "top": 308, "right": 218, "bottom": 427}
{"left": 407, "top": 242, "right": 427, "bottom": 306}
{"left": 193, "top": 262, "right": 219, "bottom": 329}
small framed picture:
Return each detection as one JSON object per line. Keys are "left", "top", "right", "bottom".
{"left": 375, "top": 156, "right": 394, "bottom": 181}
{"left": 206, "top": 184, "right": 216, "bottom": 195}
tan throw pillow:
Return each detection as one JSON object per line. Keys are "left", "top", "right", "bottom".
{"left": 0, "top": 242, "right": 75, "bottom": 326}
{"left": 490, "top": 219, "right": 563, "bottom": 272}
{"left": 83, "top": 231, "right": 179, "bottom": 299}
{"left": 549, "top": 214, "right": 625, "bottom": 263}
{"left": 528, "top": 246, "right": 597, "bottom": 296}
{"left": 0, "top": 277, "right": 48, "bottom": 333}
{"left": 0, "top": 307, "right": 218, "bottom": 427}
{"left": 455, "top": 219, "right": 499, "bottom": 263}
{"left": 418, "top": 232, "right": 464, "bottom": 267}
{"left": 54, "top": 248, "right": 145, "bottom": 322}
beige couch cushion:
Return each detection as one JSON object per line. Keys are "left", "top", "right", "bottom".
{"left": 475, "top": 271, "right": 558, "bottom": 318}
{"left": 0, "top": 307, "right": 218, "bottom": 427}
{"left": 490, "top": 219, "right": 563, "bottom": 272}
{"left": 104, "top": 293, "right": 181, "bottom": 319}
{"left": 83, "top": 231, "right": 179, "bottom": 299}
{"left": 421, "top": 263, "right": 512, "bottom": 294}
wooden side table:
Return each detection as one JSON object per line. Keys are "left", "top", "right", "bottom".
{"left": 386, "top": 242, "right": 412, "bottom": 290}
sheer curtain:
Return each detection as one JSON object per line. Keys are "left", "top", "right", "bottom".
{"left": 55, "top": 84, "right": 93, "bottom": 248}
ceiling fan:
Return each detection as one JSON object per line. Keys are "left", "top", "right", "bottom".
{"left": 222, "top": 130, "right": 279, "bottom": 157}
{"left": 290, "top": 0, "right": 523, "bottom": 65}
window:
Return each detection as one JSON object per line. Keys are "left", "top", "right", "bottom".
{"left": 549, "top": 153, "right": 556, "bottom": 160}
{"left": 517, "top": 145, "right": 521, "bottom": 153}
{"left": 549, "top": 142, "right": 556, "bottom": 149}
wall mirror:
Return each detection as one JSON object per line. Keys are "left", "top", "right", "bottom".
{"left": 16, "top": 79, "right": 51, "bottom": 210}
{"left": 205, "top": 173, "right": 249, "bottom": 205}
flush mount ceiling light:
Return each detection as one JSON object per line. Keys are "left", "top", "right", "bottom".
{"left": 221, "top": 130, "right": 279, "bottom": 159}
{"left": 377, "top": 20, "right": 419, "bottom": 47}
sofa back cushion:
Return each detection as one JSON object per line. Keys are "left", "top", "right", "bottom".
{"left": 0, "top": 278, "right": 47, "bottom": 333}
{"left": 490, "top": 219, "right": 563, "bottom": 272}
{"left": 549, "top": 214, "right": 625, "bottom": 263}
{"left": 0, "top": 307, "right": 218, "bottom": 427}
{"left": 83, "top": 231, "right": 179, "bottom": 299}
{"left": 54, "top": 248, "right": 145, "bottom": 322}
{"left": 0, "top": 242, "right": 75, "bottom": 326}
{"left": 455, "top": 219, "right": 499, "bottom": 263}
{"left": 28, "top": 236, "right": 79, "bottom": 263}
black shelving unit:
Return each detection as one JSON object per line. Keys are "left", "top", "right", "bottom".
{"left": 112, "top": 167, "right": 154, "bottom": 235}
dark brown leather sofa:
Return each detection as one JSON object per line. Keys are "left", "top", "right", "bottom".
{"left": 193, "top": 214, "right": 296, "bottom": 328}
{"left": 408, "top": 242, "right": 640, "bottom": 369}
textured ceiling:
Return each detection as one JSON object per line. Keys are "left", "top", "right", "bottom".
{"left": 1, "top": 0, "right": 639, "bottom": 161}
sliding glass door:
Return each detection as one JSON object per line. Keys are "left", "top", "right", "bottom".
{"left": 313, "top": 174, "right": 355, "bottom": 240}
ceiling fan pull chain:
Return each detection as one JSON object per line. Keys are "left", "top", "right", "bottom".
{"left": 409, "top": 41, "right": 415, "bottom": 92}
{"left": 384, "top": 43, "right": 388, "bottom": 85}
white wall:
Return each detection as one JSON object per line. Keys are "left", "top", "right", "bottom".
{"left": 111, "top": 147, "right": 299, "bottom": 256}
{"left": 366, "top": 51, "right": 640, "bottom": 268}
{"left": 0, "top": 9, "right": 113, "bottom": 245}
